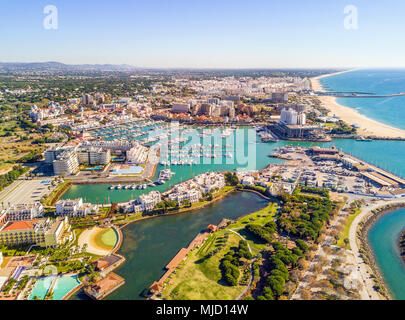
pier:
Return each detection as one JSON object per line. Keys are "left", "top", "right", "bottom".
{"left": 315, "top": 91, "right": 405, "bottom": 98}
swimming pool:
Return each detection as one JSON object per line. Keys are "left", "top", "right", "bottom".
{"left": 52, "top": 274, "right": 81, "bottom": 300}
{"left": 29, "top": 275, "right": 56, "bottom": 300}
{"left": 29, "top": 274, "right": 81, "bottom": 300}
{"left": 85, "top": 166, "right": 103, "bottom": 171}
{"left": 112, "top": 166, "right": 144, "bottom": 175}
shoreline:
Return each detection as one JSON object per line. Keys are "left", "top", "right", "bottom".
{"left": 116, "top": 187, "right": 240, "bottom": 230}
{"left": 349, "top": 200, "right": 405, "bottom": 300}
{"left": 311, "top": 71, "right": 405, "bottom": 139}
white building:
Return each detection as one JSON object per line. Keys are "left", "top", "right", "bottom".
{"left": 241, "top": 176, "right": 255, "bottom": 186}
{"left": 77, "top": 146, "right": 111, "bottom": 165}
{"left": 297, "top": 113, "right": 307, "bottom": 125}
{"left": 168, "top": 184, "right": 202, "bottom": 205}
{"left": 193, "top": 172, "right": 226, "bottom": 193}
{"left": 55, "top": 198, "right": 99, "bottom": 218}
{"left": 6, "top": 203, "right": 44, "bottom": 222}
{"left": 341, "top": 157, "right": 359, "bottom": 169}
{"left": 280, "top": 108, "right": 298, "bottom": 125}
{"left": 138, "top": 191, "right": 161, "bottom": 211}
{"left": 126, "top": 144, "right": 149, "bottom": 164}
{"left": 53, "top": 148, "right": 80, "bottom": 176}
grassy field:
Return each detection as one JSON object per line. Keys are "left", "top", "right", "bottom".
{"left": 160, "top": 202, "right": 278, "bottom": 300}
{"left": 161, "top": 230, "right": 248, "bottom": 300}
{"left": 337, "top": 208, "right": 361, "bottom": 248}
{"left": 227, "top": 203, "right": 278, "bottom": 256}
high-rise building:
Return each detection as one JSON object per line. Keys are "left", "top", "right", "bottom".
{"left": 82, "top": 94, "right": 94, "bottom": 106}
{"left": 280, "top": 108, "right": 298, "bottom": 125}
{"left": 172, "top": 103, "right": 190, "bottom": 113}
{"left": 297, "top": 113, "right": 307, "bottom": 125}
{"left": 76, "top": 146, "right": 111, "bottom": 165}
{"left": 53, "top": 148, "right": 80, "bottom": 176}
{"left": 199, "top": 103, "right": 213, "bottom": 116}
{"left": 270, "top": 92, "right": 289, "bottom": 103}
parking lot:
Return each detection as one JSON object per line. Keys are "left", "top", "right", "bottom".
{"left": 0, "top": 178, "right": 55, "bottom": 208}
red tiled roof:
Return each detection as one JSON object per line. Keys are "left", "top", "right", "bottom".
{"left": 2, "top": 220, "right": 38, "bottom": 232}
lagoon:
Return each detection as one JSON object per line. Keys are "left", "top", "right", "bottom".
{"left": 72, "top": 191, "right": 269, "bottom": 300}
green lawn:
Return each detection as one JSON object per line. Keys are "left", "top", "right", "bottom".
{"left": 337, "top": 208, "right": 361, "bottom": 248}
{"left": 160, "top": 202, "right": 278, "bottom": 300}
{"left": 227, "top": 202, "right": 278, "bottom": 256}
{"left": 161, "top": 230, "right": 248, "bottom": 300}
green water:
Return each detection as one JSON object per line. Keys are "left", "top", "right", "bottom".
{"left": 52, "top": 274, "right": 81, "bottom": 300}
{"left": 63, "top": 124, "right": 405, "bottom": 300}
{"left": 100, "top": 228, "right": 118, "bottom": 248}
{"left": 62, "top": 136, "right": 405, "bottom": 204}
{"left": 29, "top": 274, "right": 80, "bottom": 300}
{"left": 29, "top": 275, "right": 56, "bottom": 300}
{"left": 367, "top": 209, "right": 405, "bottom": 300}
{"left": 72, "top": 191, "right": 269, "bottom": 300}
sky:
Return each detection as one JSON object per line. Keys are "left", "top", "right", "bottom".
{"left": 1, "top": 0, "right": 405, "bottom": 68}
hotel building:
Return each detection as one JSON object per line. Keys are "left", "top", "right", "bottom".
{"left": 5, "top": 203, "right": 44, "bottom": 222}
{"left": 0, "top": 217, "right": 72, "bottom": 247}
{"left": 76, "top": 146, "right": 111, "bottom": 165}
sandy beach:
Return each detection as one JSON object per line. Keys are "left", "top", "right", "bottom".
{"left": 78, "top": 227, "right": 116, "bottom": 256}
{"left": 311, "top": 72, "right": 405, "bottom": 138}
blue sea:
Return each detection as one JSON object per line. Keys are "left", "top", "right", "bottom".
{"left": 322, "top": 69, "right": 405, "bottom": 299}
{"left": 320, "top": 69, "right": 405, "bottom": 130}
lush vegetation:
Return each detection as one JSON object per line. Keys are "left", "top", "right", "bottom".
{"left": 277, "top": 189, "right": 337, "bottom": 241}
{"left": 297, "top": 185, "right": 329, "bottom": 198}
{"left": 220, "top": 240, "right": 252, "bottom": 286}
{"left": 330, "top": 120, "right": 357, "bottom": 135}
{"left": 225, "top": 171, "right": 239, "bottom": 186}
{"left": 256, "top": 240, "right": 308, "bottom": 300}
{"left": 2, "top": 278, "right": 16, "bottom": 294}
{"left": 245, "top": 222, "right": 277, "bottom": 243}
{"left": 0, "top": 165, "right": 28, "bottom": 192}
{"left": 237, "top": 184, "right": 270, "bottom": 197}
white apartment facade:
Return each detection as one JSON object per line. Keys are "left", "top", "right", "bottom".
{"left": 55, "top": 198, "right": 99, "bottom": 218}
{"left": 5, "top": 203, "right": 44, "bottom": 222}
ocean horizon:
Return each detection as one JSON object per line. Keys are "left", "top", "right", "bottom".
{"left": 319, "top": 69, "right": 405, "bottom": 130}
